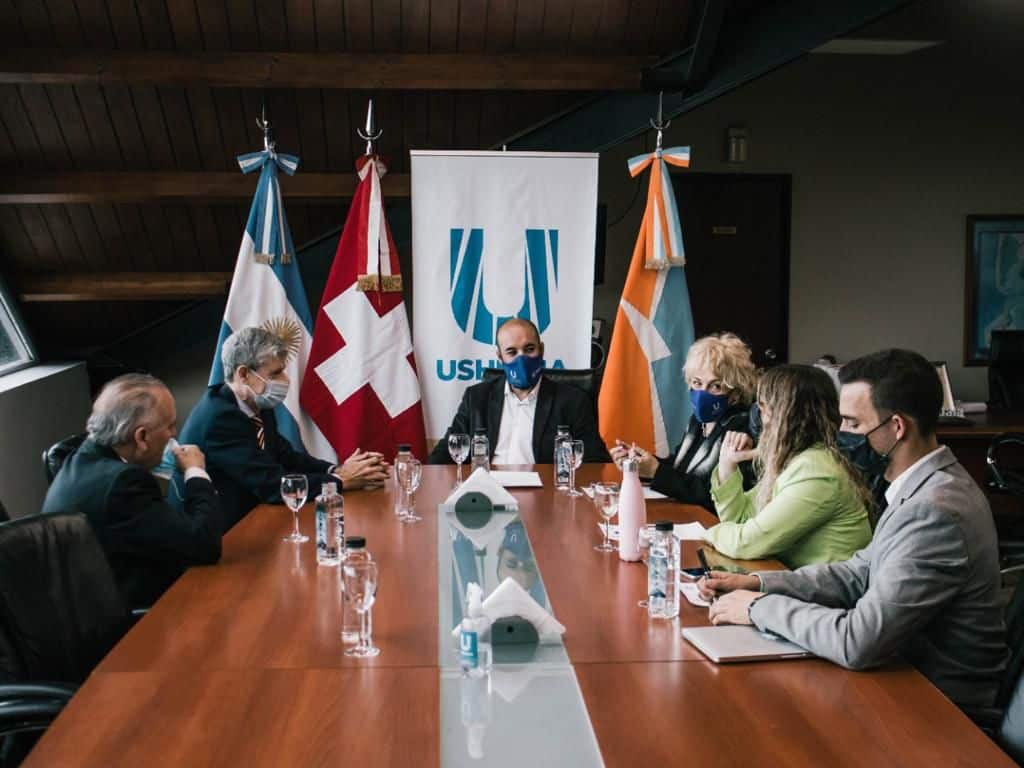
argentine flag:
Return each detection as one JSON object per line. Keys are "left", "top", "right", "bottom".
{"left": 209, "top": 147, "right": 335, "bottom": 461}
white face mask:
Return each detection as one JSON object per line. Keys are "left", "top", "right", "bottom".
{"left": 249, "top": 371, "right": 289, "bottom": 410}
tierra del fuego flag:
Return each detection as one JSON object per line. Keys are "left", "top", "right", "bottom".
{"left": 300, "top": 155, "right": 427, "bottom": 462}
{"left": 598, "top": 146, "right": 695, "bottom": 457}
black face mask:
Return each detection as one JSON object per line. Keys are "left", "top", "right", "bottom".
{"left": 748, "top": 403, "right": 762, "bottom": 442}
{"left": 838, "top": 415, "right": 898, "bottom": 478}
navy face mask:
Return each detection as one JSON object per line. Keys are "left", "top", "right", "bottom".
{"left": 838, "top": 415, "right": 897, "bottom": 478}
{"left": 503, "top": 354, "right": 545, "bottom": 389}
{"left": 690, "top": 389, "right": 730, "bottom": 423}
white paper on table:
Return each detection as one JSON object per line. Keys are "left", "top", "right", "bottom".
{"left": 597, "top": 522, "right": 620, "bottom": 541}
{"left": 582, "top": 485, "right": 667, "bottom": 500}
{"left": 680, "top": 581, "right": 711, "bottom": 607}
{"left": 673, "top": 522, "right": 708, "bottom": 540}
{"left": 489, "top": 471, "right": 543, "bottom": 488}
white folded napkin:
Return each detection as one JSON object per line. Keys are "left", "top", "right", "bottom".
{"left": 443, "top": 467, "right": 518, "bottom": 507}
{"left": 451, "top": 576, "right": 566, "bottom": 640}
{"left": 482, "top": 577, "right": 566, "bottom": 637}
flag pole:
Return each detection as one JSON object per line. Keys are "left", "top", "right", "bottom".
{"left": 358, "top": 99, "right": 382, "bottom": 156}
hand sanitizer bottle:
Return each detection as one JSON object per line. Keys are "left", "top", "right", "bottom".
{"left": 459, "top": 583, "right": 492, "bottom": 677}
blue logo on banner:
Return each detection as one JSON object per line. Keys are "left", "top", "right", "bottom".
{"left": 449, "top": 228, "right": 559, "bottom": 345}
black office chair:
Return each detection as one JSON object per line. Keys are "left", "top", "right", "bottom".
{"left": 989, "top": 330, "right": 1024, "bottom": 410}
{"left": 41, "top": 434, "right": 87, "bottom": 485}
{"left": 0, "top": 512, "right": 130, "bottom": 765}
{"left": 987, "top": 433, "right": 1024, "bottom": 568}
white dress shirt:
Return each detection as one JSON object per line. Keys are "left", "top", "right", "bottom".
{"left": 884, "top": 445, "right": 945, "bottom": 507}
{"left": 492, "top": 379, "right": 541, "bottom": 465}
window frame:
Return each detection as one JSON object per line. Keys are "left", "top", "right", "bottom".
{"left": 0, "top": 274, "right": 37, "bottom": 378}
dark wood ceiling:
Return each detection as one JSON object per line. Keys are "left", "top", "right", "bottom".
{"left": 0, "top": 0, "right": 691, "bottom": 358}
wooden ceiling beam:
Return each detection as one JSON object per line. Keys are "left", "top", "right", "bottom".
{"left": 0, "top": 172, "right": 410, "bottom": 203}
{"left": 18, "top": 272, "right": 234, "bottom": 302}
{"left": 0, "top": 50, "right": 650, "bottom": 90}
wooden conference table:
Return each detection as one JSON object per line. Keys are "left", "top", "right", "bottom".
{"left": 23, "top": 465, "right": 1012, "bottom": 767}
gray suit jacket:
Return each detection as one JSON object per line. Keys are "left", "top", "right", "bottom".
{"left": 751, "top": 446, "right": 1007, "bottom": 707}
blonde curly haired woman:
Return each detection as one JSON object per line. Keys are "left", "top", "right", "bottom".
{"left": 610, "top": 332, "right": 759, "bottom": 512}
{"left": 704, "top": 364, "right": 872, "bottom": 568}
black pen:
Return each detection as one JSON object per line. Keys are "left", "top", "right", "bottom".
{"left": 697, "top": 548, "right": 716, "bottom": 603}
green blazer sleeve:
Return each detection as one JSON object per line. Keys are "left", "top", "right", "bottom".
{"left": 704, "top": 450, "right": 846, "bottom": 561}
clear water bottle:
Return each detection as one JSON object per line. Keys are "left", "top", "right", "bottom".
{"left": 341, "top": 536, "right": 372, "bottom": 644}
{"left": 470, "top": 428, "right": 490, "bottom": 473}
{"left": 315, "top": 482, "right": 344, "bottom": 566}
{"left": 647, "top": 521, "right": 679, "bottom": 619}
{"left": 393, "top": 443, "right": 412, "bottom": 518}
{"left": 553, "top": 425, "right": 571, "bottom": 490}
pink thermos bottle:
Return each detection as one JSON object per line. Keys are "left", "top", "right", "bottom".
{"left": 618, "top": 456, "right": 645, "bottom": 562}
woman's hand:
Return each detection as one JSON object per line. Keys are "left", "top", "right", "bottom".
{"left": 717, "top": 430, "right": 757, "bottom": 483}
{"left": 610, "top": 441, "right": 658, "bottom": 478}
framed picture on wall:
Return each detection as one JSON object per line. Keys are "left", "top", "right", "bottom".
{"left": 965, "top": 214, "right": 1024, "bottom": 365}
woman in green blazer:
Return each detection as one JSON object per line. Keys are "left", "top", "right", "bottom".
{"left": 704, "top": 365, "right": 872, "bottom": 569}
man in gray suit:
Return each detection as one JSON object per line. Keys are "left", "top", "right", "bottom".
{"left": 700, "top": 349, "right": 1008, "bottom": 708}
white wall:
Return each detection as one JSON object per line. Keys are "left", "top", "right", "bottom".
{"left": 595, "top": 0, "right": 1024, "bottom": 401}
{"left": 0, "top": 362, "right": 91, "bottom": 519}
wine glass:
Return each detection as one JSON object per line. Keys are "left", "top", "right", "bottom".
{"left": 397, "top": 457, "right": 423, "bottom": 523}
{"left": 281, "top": 474, "right": 309, "bottom": 543}
{"left": 343, "top": 560, "right": 380, "bottom": 658}
{"left": 594, "top": 482, "right": 619, "bottom": 553}
{"left": 566, "top": 439, "right": 585, "bottom": 497}
{"left": 448, "top": 433, "right": 470, "bottom": 487}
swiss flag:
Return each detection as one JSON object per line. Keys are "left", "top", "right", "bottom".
{"left": 300, "top": 155, "right": 427, "bottom": 462}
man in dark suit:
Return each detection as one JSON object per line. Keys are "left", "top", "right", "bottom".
{"left": 177, "top": 327, "right": 388, "bottom": 529}
{"left": 428, "top": 318, "right": 610, "bottom": 464}
{"left": 42, "top": 374, "right": 222, "bottom": 608}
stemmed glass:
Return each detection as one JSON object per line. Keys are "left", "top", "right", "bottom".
{"left": 281, "top": 474, "right": 309, "bottom": 543}
{"left": 448, "top": 433, "right": 470, "bottom": 487}
{"left": 343, "top": 560, "right": 380, "bottom": 658}
{"left": 397, "top": 457, "right": 423, "bottom": 523}
{"left": 594, "top": 482, "right": 619, "bottom": 553}
{"left": 566, "top": 439, "right": 585, "bottom": 497}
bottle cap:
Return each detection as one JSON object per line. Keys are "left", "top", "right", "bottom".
{"left": 621, "top": 457, "right": 639, "bottom": 472}
{"left": 397, "top": 443, "right": 412, "bottom": 452}
{"left": 345, "top": 536, "right": 366, "bottom": 549}
{"left": 655, "top": 520, "right": 673, "bottom": 532}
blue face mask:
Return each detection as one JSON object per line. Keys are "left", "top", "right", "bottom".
{"left": 250, "top": 371, "right": 289, "bottom": 411}
{"left": 690, "top": 389, "right": 730, "bottom": 423}
{"left": 502, "top": 355, "right": 545, "bottom": 389}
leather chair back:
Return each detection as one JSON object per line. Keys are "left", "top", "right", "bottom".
{"left": 0, "top": 513, "right": 127, "bottom": 684}
{"left": 989, "top": 330, "right": 1024, "bottom": 409}
{"left": 482, "top": 367, "right": 600, "bottom": 401}
{"left": 42, "top": 433, "right": 87, "bottom": 485}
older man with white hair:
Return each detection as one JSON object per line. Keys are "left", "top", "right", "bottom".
{"left": 42, "top": 373, "right": 223, "bottom": 608}
{"left": 176, "top": 326, "right": 388, "bottom": 529}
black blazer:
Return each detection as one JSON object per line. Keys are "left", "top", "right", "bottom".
{"left": 427, "top": 377, "right": 610, "bottom": 464}
{"left": 176, "top": 385, "right": 336, "bottom": 529}
{"left": 42, "top": 438, "right": 222, "bottom": 608}
{"left": 649, "top": 407, "right": 757, "bottom": 513}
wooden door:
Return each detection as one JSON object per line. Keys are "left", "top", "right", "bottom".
{"left": 672, "top": 173, "right": 790, "bottom": 366}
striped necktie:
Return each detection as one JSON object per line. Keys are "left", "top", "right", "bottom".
{"left": 251, "top": 416, "right": 266, "bottom": 450}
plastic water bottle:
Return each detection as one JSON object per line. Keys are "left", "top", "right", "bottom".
{"left": 393, "top": 443, "right": 412, "bottom": 518}
{"left": 618, "top": 456, "right": 645, "bottom": 562}
{"left": 459, "top": 583, "right": 492, "bottom": 677}
{"left": 647, "top": 521, "right": 679, "bottom": 619}
{"left": 315, "top": 482, "right": 344, "bottom": 566}
{"left": 553, "top": 425, "right": 572, "bottom": 490}
{"left": 470, "top": 428, "right": 490, "bottom": 473}
{"left": 341, "top": 536, "right": 372, "bottom": 644}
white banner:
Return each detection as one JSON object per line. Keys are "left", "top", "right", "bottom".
{"left": 411, "top": 150, "right": 598, "bottom": 440}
